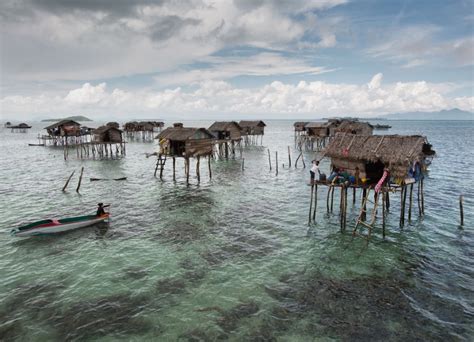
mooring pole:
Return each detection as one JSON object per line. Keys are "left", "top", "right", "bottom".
{"left": 408, "top": 183, "right": 413, "bottom": 222}
{"left": 382, "top": 191, "right": 386, "bottom": 238}
{"left": 196, "top": 156, "right": 201, "bottom": 183}
{"left": 173, "top": 157, "right": 176, "bottom": 181}
{"left": 275, "top": 151, "right": 278, "bottom": 176}
{"left": 287, "top": 146, "right": 291, "bottom": 167}
{"left": 208, "top": 155, "right": 212, "bottom": 179}
{"left": 62, "top": 170, "right": 75, "bottom": 192}
{"left": 76, "top": 167, "right": 84, "bottom": 193}
{"left": 312, "top": 183, "right": 318, "bottom": 222}
{"left": 460, "top": 195, "right": 464, "bottom": 226}
{"left": 308, "top": 184, "right": 314, "bottom": 225}
{"left": 268, "top": 149, "right": 272, "bottom": 171}
{"left": 242, "top": 158, "right": 245, "bottom": 171}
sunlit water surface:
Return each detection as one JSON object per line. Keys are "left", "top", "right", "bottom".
{"left": 0, "top": 120, "right": 473, "bottom": 341}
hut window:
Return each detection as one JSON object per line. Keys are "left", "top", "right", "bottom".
{"left": 364, "top": 161, "right": 385, "bottom": 184}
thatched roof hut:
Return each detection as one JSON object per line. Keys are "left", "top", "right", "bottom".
{"left": 44, "top": 119, "right": 81, "bottom": 136}
{"left": 208, "top": 121, "right": 242, "bottom": 140}
{"left": 305, "top": 122, "right": 331, "bottom": 137}
{"left": 106, "top": 122, "right": 120, "bottom": 129}
{"left": 93, "top": 126, "right": 123, "bottom": 143}
{"left": 334, "top": 120, "right": 373, "bottom": 136}
{"left": 238, "top": 120, "right": 266, "bottom": 135}
{"left": 323, "top": 133, "right": 435, "bottom": 182}
{"left": 156, "top": 124, "right": 214, "bottom": 157}
{"left": 294, "top": 122, "right": 309, "bottom": 132}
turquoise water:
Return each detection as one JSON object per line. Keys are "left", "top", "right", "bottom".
{"left": 0, "top": 120, "right": 472, "bottom": 341}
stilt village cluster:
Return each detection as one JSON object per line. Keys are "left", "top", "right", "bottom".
{"left": 14, "top": 117, "right": 438, "bottom": 240}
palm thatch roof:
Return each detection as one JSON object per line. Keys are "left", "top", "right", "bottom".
{"left": 294, "top": 121, "right": 309, "bottom": 127}
{"left": 208, "top": 121, "right": 242, "bottom": 131}
{"left": 93, "top": 125, "right": 123, "bottom": 134}
{"left": 335, "top": 120, "right": 373, "bottom": 133}
{"left": 156, "top": 127, "right": 214, "bottom": 141}
{"left": 238, "top": 120, "right": 266, "bottom": 127}
{"left": 44, "top": 119, "right": 81, "bottom": 130}
{"left": 305, "top": 122, "right": 328, "bottom": 128}
{"left": 323, "top": 133, "right": 435, "bottom": 177}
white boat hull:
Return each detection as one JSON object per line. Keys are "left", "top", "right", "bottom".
{"left": 12, "top": 216, "right": 108, "bottom": 237}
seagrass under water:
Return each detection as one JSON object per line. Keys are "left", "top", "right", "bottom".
{"left": 0, "top": 120, "right": 472, "bottom": 341}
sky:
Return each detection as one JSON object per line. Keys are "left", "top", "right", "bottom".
{"left": 0, "top": 0, "right": 473, "bottom": 120}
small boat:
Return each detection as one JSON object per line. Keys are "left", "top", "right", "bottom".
{"left": 28, "top": 143, "right": 45, "bottom": 146}
{"left": 373, "top": 124, "right": 392, "bottom": 130}
{"left": 11, "top": 213, "right": 109, "bottom": 237}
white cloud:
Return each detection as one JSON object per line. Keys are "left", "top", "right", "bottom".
{"left": 2, "top": 75, "right": 472, "bottom": 120}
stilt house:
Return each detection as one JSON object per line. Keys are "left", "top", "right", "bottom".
{"left": 238, "top": 121, "right": 266, "bottom": 136}
{"left": 93, "top": 126, "right": 124, "bottom": 143}
{"left": 294, "top": 122, "right": 309, "bottom": 134}
{"left": 44, "top": 119, "right": 82, "bottom": 137}
{"left": 156, "top": 123, "right": 214, "bottom": 157}
{"left": 208, "top": 121, "right": 242, "bottom": 141}
{"left": 323, "top": 133, "right": 435, "bottom": 184}
{"left": 334, "top": 120, "right": 373, "bottom": 136}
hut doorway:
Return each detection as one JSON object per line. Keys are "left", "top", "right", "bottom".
{"left": 170, "top": 141, "right": 186, "bottom": 156}
{"left": 365, "top": 160, "right": 385, "bottom": 184}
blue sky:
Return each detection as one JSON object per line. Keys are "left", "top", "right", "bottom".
{"left": 0, "top": 0, "right": 472, "bottom": 119}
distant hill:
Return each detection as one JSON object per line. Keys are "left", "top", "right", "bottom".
{"left": 379, "top": 108, "right": 473, "bottom": 120}
{"left": 41, "top": 115, "right": 92, "bottom": 122}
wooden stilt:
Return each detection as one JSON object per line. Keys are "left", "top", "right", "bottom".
{"left": 361, "top": 188, "right": 367, "bottom": 221}
{"left": 340, "top": 186, "right": 345, "bottom": 232}
{"left": 173, "top": 157, "right": 176, "bottom": 181}
{"left": 386, "top": 191, "right": 390, "bottom": 211}
{"left": 275, "top": 151, "right": 278, "bottom": 176}
{"left": 268, "top": 149, "right": 272, "bottom": 171}
{"left": 287, "top": 146, "right": 291, "bottom": 167}
{"left": 382, "top": 190, "right": 386, "bottom": 238}
{"left": 326, "top": 186, "right": 331, "bottom": 213}
{"left": 352, "top": 187, "right": 356, "bottom": 205}
{"left": 330, "top": 186, "right": 334, "bottom": 212}
{"left": 312, "top": 183, "right": 318, "bottom": 222}
{"left": 76, "top": 167, "right": 84, "bottom": 193}
{"left": 208, "top": 155, "right": 212, "bottom": 179}
{"left": 400, "top": 186, "right": 406, "bottom": 228}
{"left": 417, "top": 181, "right": 421, "bottom": 216}
{"left": 408, "top": 183, "right": 413, "bottom": 222}
{"left": 62, "top": 170, "right": 75, "bottom": 192}
{"left": 460, "top": 195, "right": 464, "bottom": 226}
{"left": 196, "top": 156, "right": 201, "bottom": 182}
{"left": 185, "top": 158, "right": 190, "bottom": 185}
{"left": 309, "top": 184, "right": 314, "bottom": 224}
{"left": 242, "top": 158, "right": 245, "bottom": 171}
{"left": 421, "top": 178, "right": 425, "bottom": 215}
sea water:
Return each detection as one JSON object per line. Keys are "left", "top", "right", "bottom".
{"left": 0, "top": 120, "right": 472, "bottom": 341}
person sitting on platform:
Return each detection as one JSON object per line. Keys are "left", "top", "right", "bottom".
{"left": 96, "top": 203, "right": 110, "bottom": 216}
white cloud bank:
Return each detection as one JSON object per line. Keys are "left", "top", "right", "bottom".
{"left": 1, "top": 74, "right": 472, "bottom": 120}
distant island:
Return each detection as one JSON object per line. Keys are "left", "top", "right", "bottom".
{"left": 377, "top": 108, "right": 473, "bottom": 120}
{"left": 41, "top": 115, "right": 92, "bottom": 122}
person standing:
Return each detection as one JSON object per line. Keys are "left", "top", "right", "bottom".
{"left": 310, "top": 160, "right": 320, "bottom": 184}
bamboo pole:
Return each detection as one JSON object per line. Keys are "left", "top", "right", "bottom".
{"left": 62, "top": 170, "right": 75, "bottom": 192}
{"left": 353, "top": 187, "right": 356, "bottom": 205}
{"left": 173, "top": 157, "right": 176, "bottom": 181}
{"left": 185, "top": 158, "right": 190, "bottom": 185}
{"left": 417, "top": 181, "right": 422, "bottom": 216}
{"left": 326, "top": 186, "right": 331, "bottom": 213}
{"left": 275, "top": 151, "right": 278, "bottom": 176}
{"left": 242, "top": 158, "right": 245, "bottom": 171}
{"left": 361, "top": 188, "right": 367, "bottom": 221}
{"left": 460, "top": 195, "right": 464, "bottom": 226}
{"left": 76, "top": 167, "right": 84, "bottom": 193}
{"left": 208, "top": 155, "right": 212, "bottom": 179}
{"left": 287, "top": 146, "right": 291, "bottom": 167}
{"left": 382, "top": 191, "right": 386, "bottom": 238}
{"left": 308, "top": 184, "right": 314, "bottom": 225}
{"left": 340, "top": 186, "right": 344, "bottom": 232}
{"left": 196, "top": 156, "right": 200, "bottom": 182}
{"left": 408, "top": 183, "right": 413, "bottom": 222}
{"left": 312, "top": 183, "right": 318, "bottom": 222}
{"left": 330, "top": 186, "right": 334, "bottom": 212}
{"left": 268, "top": 149, "right": 272, "bottom": 171}
{"left": 421, "top": 178, "right": 425, "bottom": 215}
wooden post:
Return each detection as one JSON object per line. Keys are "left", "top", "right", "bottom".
{"left": 173, "top": 157, "right": 176, "bottom": 181}
{"left": 421, "top": 178, "right": 424, "bottom": 215}
{"left": 196, "top": 156, "right": 201, "bottom": 182}
{"left": 382, "top": 190, "right": 386, "bottom": 238}
{"left": 326, "top": 185, "right": 332, "bottom": 213}
{"left": 417, "top": 181, "right": 422, "bottom": 216}
{"left": 154, "top": 156, "right": 160, "bottom": 177}
{"left": 386, "top": 191, "right": 390, "bottom": 211}
{"left": 275, "top": 151, "right": 278, "bottom": 176}
{"left": 208, "top": 155, "right": 212, "bottom": 179}
{"left": 76, "top": 167, "right": 84, "bottom": 193}
{"left": 400, "top": 186, "right": 406, "bottom": 228}
{"left": 408, "top": 183, "right": 413, "bottom": 222}
{"left": 242, "top": 158, "right": 245, "bottom": 171}
{"left": 352, "top": 187, "right": 356, "bottom": 205}
{"left": 361, "top": 188, "right": 367, "bottom": 221}
{"left": 330, "top": 186, "right": 334, "bottom": 212}
{"left": 185, "top": 158, "right": 190, "bottom": 185}
{"left": 62, "top": 170, "right": 75, "bottom": 192}
{"left": 287, "top": 146, "right": 291, "bottom": 167}
{"left": 268, "top": 149, "right": 272, "bottom": 171}
{"left": 159, "top": 156, "right": 164, "bottom": 180}
{"left": 460, "top": 195, "right": 464, "bottom": 226}
{"left": 340, "top": 186, "right": 344, "bottom": 232}
{"left": 308, "top": 184, "right": 314, "bottom": 224}
{"left": 312, "top": 183, "right": 318, "bottom": 222}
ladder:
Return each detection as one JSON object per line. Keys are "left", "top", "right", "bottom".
{"left": 353, "top": 187, "right": 379, "bottom": 240}
{"left": 154, "top": 154, "right": 167, "bottom": 178}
